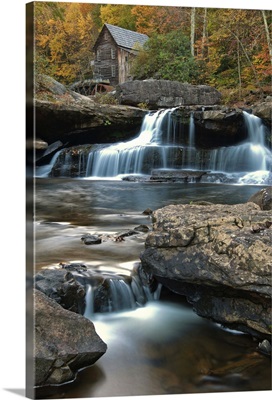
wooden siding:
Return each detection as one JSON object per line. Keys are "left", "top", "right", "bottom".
{"left": 118, "top": 48, "right": 133, "bottom": 84}
{"left": 93, "top": 29, "right": 119, "bottom": 86}
{"left": 93, "top": 25, "right": 140, "bottom": 86}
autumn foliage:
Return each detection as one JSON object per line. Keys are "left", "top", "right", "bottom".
{"left": 34, "top": 2, "right": 271, "bottom": 103}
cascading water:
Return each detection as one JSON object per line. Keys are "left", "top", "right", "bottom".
{"left": 208, "top": 111, "right": 271, "bottom": 175}
{"left": 39, "top": 108, "right": 271, "bottom": 184}
{"left": 85, "top": 108, "right": 180, "bottom": 177}
{"left": 35, "top": 150, "right": 62, "bottom": 177}
{"left": 85, "top": 109, "right": 271, "bottom": 181}
{"left": 186, "top": 112, "right": 196, "bottom": 168}
{"left": 72, "top": 265, "right": 162, "bottom": 319}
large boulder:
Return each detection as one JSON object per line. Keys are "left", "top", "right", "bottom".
{"left": 248, "top": 186, "right": 272, "bottom": 210}
{"left": 34, "top": 289, "right": 107, "bottom": 387}
{"left": 140, "top": 202, "right": 272, "bottom": 339}
{"left": 115, "top": 80, "right": 222, "bottom": 108}
{"left": 252, "top": 99, "right": 272, "bottom": 126}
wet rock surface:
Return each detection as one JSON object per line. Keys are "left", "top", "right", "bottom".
{"left": 141, "top": 202, "right": 272, "bottom": 339}
{"left": 150, "top": 169, "right": 207, "bottom": 182}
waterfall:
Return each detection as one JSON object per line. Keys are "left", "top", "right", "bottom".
{"left": 208, "top": 111, "right": 271, "bottom": 175}
{"left": 74, "top": 266, "right": 162, "bottom": 317}
{"left": 84, "top": 284, "right": 94, "bottom": 319}
{"left": 187, "top": 112, "right": 196, "bottom": 168}
{"left": 86, "top": 108, "right": 179, "bottom": 178}
{"left": 40, "top": 108, "right": 271, "bottom": 184}
{"left": 35, "top": 150, "right": 62, "bottom": 177}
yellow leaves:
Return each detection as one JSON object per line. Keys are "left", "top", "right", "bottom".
{"left": 34, "top": 2, "right": 271, "bottom": 91}
{"left": 34, "top": 1, "right": 99, "bottom": 84}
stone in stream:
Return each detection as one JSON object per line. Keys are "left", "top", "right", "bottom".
{"left": 248, "top": 186, "right": 272, "bottom": 210}
{"left": 140, "top": 201, "right": 272, "bottom": 339}
{"left": 81, "top": 233, "right": 102, "bottom": 245}
{"left": 35, "top": 268, "right": 86, "bottom": 314}
{"left": 33, "top": 289, "right": 107, "bottom": 387}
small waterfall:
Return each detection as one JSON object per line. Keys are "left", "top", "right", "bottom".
{"left": 187, "top": 112, "right": 196, "bottom": 168}
{"left": 84, "top": 284, "right": 94, "bottom": 319}
{"left": 74, "top": 265, "right": 161, "bottom": 317}
{"left": 35, "top": 150, "right": 62, "bottom": 177}
{"left": 208, "top": 111, "right": 271, "bottom": 175}
{"left": 87, "top": 108, "right": 179, "bottom": 177}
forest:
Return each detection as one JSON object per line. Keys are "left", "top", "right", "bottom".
{"left": 34, "top": 2, "right": 272, "bottom": 104}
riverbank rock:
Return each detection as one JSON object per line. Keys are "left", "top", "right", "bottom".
{"left": 35, "top": 268, "right": 86, "bottom": 314}
{"left": 252, "top": 99, "right": 272, "bottom": 126}
{"left": 34, "top": 74, "right": 147, "bottom": 145}
{"left": 115, "top": 80, "right": 222, "bottom": 108}
{"left": 140, "top": 202, "right": 272, "bottom": 339}
{"left": 248, "top": 186, "right": 272, "bottom": 210}
{"left": 34, "top": 289, "right": 107, "bottom": 387}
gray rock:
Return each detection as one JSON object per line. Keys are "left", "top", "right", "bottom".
{"left": 81, "top": 234, "right": 102, "bottom": 245}
{"left": 248, "top": 186, "right": 272, "bottom": 210}
{"left": 116, "top": 80, "right": 222, "bottom": 108}
{"left": 252, "top": 101, "right": 272, "bottom": 125}
{"left": 150, "top": 169, "right": 206, "bottom": 182}
{"left": 34, "top": 75, "right": 146, "bottom": 144}
{"left": 141, "top": 202, "right": 272, "bottom": 338}
{"left": 35, "top": 269, "right": 86, "bottom": 313}
{"left": 34, "top": 289, "right": 107, "bottom": 387}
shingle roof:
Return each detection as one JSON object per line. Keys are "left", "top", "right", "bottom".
{"left": 105, "top": 23, "right": 148, "bottom": 50}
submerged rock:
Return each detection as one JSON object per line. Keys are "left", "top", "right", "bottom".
{"left": 81, "top": 234, "right": 102, "bottom": 245}
{"left": 141, "top": 202, "right": 272, "bottom": 338}
{"left": 34, "top": 289, "right": 107, "bottom": 387}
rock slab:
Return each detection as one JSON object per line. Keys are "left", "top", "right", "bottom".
{"left": 141, "top": 202, "right": 272, "bottom": 338}
{"left": 115, "top": 80, "right": 222, "bottom": 108}
{"left": 34, "top": 289, "right": 107, "bottom": 387}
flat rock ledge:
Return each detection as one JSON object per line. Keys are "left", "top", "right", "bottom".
{"left": 140, "top": 202, "right": 272, "bottom": 339}
{"left": 33, "top": 289, "right": 107, "bottom": 387}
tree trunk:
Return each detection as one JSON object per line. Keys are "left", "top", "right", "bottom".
{"left": 202, "top": 8, "right": 208, "bottom": 58}
{"left": 230, "top": 30, "right": 262, "bottom": 92}
{"left": 190, "top": 7, "right": 196, "bottom": 57}
{"left": 237, "top": 40, "right": 242, "bottom": 99}
{"left": 261, "top": 10, "right": 272, "bottom": 66}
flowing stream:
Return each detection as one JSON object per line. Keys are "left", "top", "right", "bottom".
{"left": 34, "top": 107, "right": 271, "bottom": 397}
{"left": 34, "top": 179, "right": 271, "bottom": 398}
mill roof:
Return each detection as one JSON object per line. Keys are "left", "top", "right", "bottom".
{"left": 102, "top": 23, "right": 148, "bottom": 50}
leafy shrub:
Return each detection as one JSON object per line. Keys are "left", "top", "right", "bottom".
{"left": 94, "top": 93, "right": 118, "bottom": 105}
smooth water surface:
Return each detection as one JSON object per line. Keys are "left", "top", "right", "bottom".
{"left": 34, "top": 179, "right": 271, "bottom": 398}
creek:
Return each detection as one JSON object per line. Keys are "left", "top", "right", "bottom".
{"left": 34, "top": 179, "right": 271, "bottom": 398}
{"left": 34, "top": 107, "right": 271, "bottom": 397}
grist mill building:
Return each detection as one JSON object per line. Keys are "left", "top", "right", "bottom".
{"left": 92, "top": 23, "right": 148, "bottom": 86}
